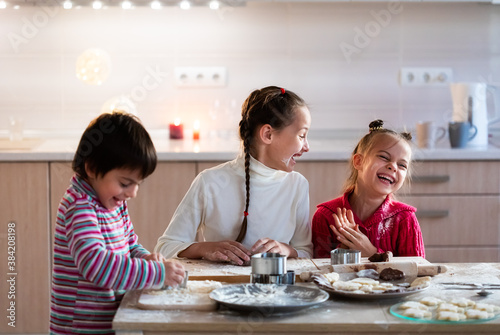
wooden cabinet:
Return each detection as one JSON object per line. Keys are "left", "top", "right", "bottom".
{"left": 399, "top": 161, "right": 500, "bottom": 263}
{"left": 0, "top": 163, "right": 50, "bottom": 333}
{"left": 49, "top": 162, "right": 197, "bottom": 252}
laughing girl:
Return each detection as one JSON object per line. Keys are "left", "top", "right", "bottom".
{"left": 312, "top": 119, "right": 425, "bottom": 258}
{"left": 155, "top": 86, "right": 313, "bottom": 264}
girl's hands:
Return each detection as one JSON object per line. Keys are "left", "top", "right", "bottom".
{"left": 143, "top": 252, "right": 165, "bottom": 262}
{"left": 330, "top": 224, "right": 377, "bottom": 257}
{"left": 162, "top": 259, "right": 186, "bottom": 288}
{"left": 332, "top": 208, "right": 357, "bottom": 231}
{"left": 251, "top": 238, "right": 298, "bottom": 258}
{"left": 197, "top": 241, "right": 252, "bottom": 266}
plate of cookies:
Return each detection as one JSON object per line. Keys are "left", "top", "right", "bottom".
{"left": 312, "top": 272, "right": 430, "bottom": 300}
{"left": 390, "top": 297, "right": 500, "bottom": 323}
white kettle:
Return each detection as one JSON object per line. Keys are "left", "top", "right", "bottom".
{"left": 450, "top": 82, "right": 500, "bottom": 148}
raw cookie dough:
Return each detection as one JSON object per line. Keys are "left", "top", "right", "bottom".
{"left": 324, "top": 272, "right": 340, "bottom": 284}
{"left": 436, "top": 311, "right": 466, "bottom": 321}
{"left": 410, "top": 276, "right": 431, "bottom": 288}
{"left": 437, "top": 303, "right": 464, "bottom": 314}
{"left": 449, "top": 297, "right": 475, "bottom": 308}
{"left": 399, "top": 301, "right": 429, "bottom": 310}
{"left": 465, "top": 309, "right": 493, "bottom": 319}
{"left": 419, "top": 297, "right": 444, "bottom": 306}
{"left": 402, "top": 308, "right": 432, "bottom": 319}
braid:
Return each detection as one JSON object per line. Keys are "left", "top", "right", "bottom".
{"left": 236, "top": 122, "right": 251, "bottom": 243}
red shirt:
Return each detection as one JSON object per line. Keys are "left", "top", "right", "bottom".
{"left": 312, "top": 192, "right": 425, "bottom": 258}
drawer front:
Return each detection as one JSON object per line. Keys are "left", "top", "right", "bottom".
{"left": 400, "top": 196, "right": 500, "bottom": 246}
{"left": 426, "top": 247, "right": 499, "bottom": 263}
{"left": 399, "top": 161, "right": 500, "bottom": 195}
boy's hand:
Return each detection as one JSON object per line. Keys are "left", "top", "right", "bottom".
{"left": 143, "top": 253, "right": 165, "bottom": 262}
{"left": 251, "top": 238, "right": 298, "bottom": 258}
{"left": 162, "top": 259, "right": 186, "bottom": 287}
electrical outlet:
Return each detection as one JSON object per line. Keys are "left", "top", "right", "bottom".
{"left": 399, "top": 67, "right": 453, "bottom": 87}
{"left": 174, "top": 66, "right": 227, "bottom": 88}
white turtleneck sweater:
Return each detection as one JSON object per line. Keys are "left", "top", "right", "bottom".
{"left": 155, "top": 155, "right": 313, "bottom": 259}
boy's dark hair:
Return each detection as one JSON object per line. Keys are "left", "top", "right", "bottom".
{"left": 236, "top": 86, "right": 307, "bottom": 242}
{"left": 72, "top": 111, "right": 157, "bottom": 180}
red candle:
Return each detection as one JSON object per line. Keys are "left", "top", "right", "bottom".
{"left": 193, "top": 120, "right": 200, "bottom": 140}
{"left": 169, "top": 119, "right": 184, "bottom": 139}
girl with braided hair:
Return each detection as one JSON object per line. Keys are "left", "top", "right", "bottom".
{"left": 312, "top": 119, "right": 425, "bottom": 258}
{"left": 155, "top": 86, "right": 313, "bottom": 265}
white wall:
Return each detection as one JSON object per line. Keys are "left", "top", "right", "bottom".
{"left": 0, "top": 2, "right": 499, "bottom": 135}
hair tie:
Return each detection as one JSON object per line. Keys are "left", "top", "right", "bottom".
{"left": 244, "top": 211, "right": 249, "bottom": 217}
{"left": 369, "top": 125, "right": 383, "bottom": 133}
{"left": 280, "top": 88, "right": 286, "bottom": 95}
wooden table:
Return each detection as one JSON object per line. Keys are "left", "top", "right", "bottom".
{"left": 113, "top": 260, "right": 500, "bottom": 334}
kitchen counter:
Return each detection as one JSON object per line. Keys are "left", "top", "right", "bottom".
{"left": 1, "top": 131, "right": 500, "bottom": 161}
{"left": 113, "top": 260, "right": 500, "bottom": 335}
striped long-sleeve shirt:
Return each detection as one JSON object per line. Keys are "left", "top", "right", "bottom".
{"left": 50, "top": 175, "right": 165, "bottom": 335}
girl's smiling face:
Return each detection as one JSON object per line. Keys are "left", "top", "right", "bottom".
{"left": 86, "top": 167, "right": 143, "bottom": 210}
{"left": 258, "top": 106, "right": 311, "bottom": 172}
{"left": 355, "top": 135, "right": 411, "bottom": 197}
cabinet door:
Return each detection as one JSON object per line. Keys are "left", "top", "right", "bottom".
{"left": 0, "top": 163, "right": 49, "bottom": 333}
{"left": 400, "top": 196, "right": 500, "bottom": 247}
{"left": 400, "top": 161, "right": 500, "bottom": 195}
{"left": 49, "top": 162, "right": 197, "bottom": 253}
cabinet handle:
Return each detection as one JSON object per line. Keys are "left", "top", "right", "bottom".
{"left": 413, "top": 175, "right": 450, "bottom": 183}
{"left": 416, "top": 210, "right": 450, "bottom": 219}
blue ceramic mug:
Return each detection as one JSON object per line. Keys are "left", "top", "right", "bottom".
{"left": 448, "top": 122, "right": 478, "bottom": 148}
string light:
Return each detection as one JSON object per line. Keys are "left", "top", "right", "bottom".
{"left": 209, "top": 0, "right": 219, "bottom": 10}
{"left": 179, "top": 0, "right": 190, "bottom": 10}
{"left": 92, "top": 1, "right": 102, "bottom": 9}
{"left": 75, "top": 48, "right": 111, "bottom": 86}
{"left": 121, "top": 0, "right": 132, "bottom": 9}
{"left": 150, "top": 0, "right": 161, "bottom": 10}
{"left": 63, "top": 0, "right": 72, "bottom": 9}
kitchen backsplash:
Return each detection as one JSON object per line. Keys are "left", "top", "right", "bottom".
{"left": 0, "top": 2, "right": 499, "bottom": 136}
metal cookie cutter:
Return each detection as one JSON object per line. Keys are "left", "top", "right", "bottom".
{"left": 250, "top": 253, "right": 295, "bottom": 285}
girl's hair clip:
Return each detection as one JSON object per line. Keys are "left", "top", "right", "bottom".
{"left": 280, "top": 88, "right": 286, "bottom": 95}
